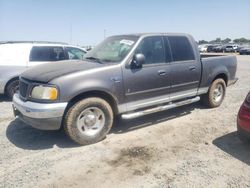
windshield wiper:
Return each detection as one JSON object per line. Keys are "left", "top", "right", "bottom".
{"left": 101, "top": 59, "right": 114, "bottom": 63}
{"left": 85, "top": 56, "right": 103, "bottom": 63}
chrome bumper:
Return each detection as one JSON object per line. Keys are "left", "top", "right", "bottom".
{"left": 13, "top": 94, "right": 68, "bottom": 130}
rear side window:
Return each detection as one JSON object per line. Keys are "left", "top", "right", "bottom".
{"left": 30, "top": 46, "right": 66, "bottom": 61}
{"left": 168, "top": 36, "right": 195, "bottom": 61}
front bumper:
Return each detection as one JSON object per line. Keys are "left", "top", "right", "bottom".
{"left": 13, "top": 94, "right": 68, "bottom": 130}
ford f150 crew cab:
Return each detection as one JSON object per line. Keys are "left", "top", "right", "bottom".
{"left": 13, "top": 33, "right": 238, "bottom": 145}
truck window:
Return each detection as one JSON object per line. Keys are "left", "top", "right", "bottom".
{"left": 84, "top": 36, "right": 139, "bottom": 63}
{"left": 30, "top": 46, "right": 66, "bottom": 61}
{"left": 135, "top": 36, "right": 165, "bottom": 64}
{"left": 65, "top": 47, "right": 86, "bottom": 60}
{"left": 168, "top": 36, "right": 195, "bottom": 62}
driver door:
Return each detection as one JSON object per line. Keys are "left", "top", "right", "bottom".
{"left": 123, "top": 36, "right": 171, "bottom": 111}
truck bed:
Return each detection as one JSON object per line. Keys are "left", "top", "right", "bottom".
{"left": 199, "top": 54, "right": 237, "bottom": 89}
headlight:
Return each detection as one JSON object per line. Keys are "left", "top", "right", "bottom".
{"left": 31, "top": 85, "right": 58, "bottom": 100}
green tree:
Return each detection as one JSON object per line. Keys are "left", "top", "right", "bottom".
{"left": 221, "top": 38, "right": 231, "bottom": 44}
{"left": 198, "top": 40, "right": 208, "bottom": 44}
{"left": 215, "top": 38, "right": 221, "bottom": 43}
{"left": 233, "top": 38, "right": 250, "bottom": 44}
{"left": 209, "top": 37, "right": 221, "bottom": 44}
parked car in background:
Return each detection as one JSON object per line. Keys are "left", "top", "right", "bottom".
{"left": 13, "top": 33, "right": 237, "bottom": 145}
{"left": 206, "top": 45, "right": 219, "bottom": 52}
{"left": 206, "top": 45, "right": 214, "bottom": 52}
{"left": 213, "top": 45, "right": 226, "bottom": 53}
{"left": 0, "top": 41, "right": 86, "bottom": 98}
{"left": 236, "top": 46, "right": 244, "bottom": 53}
{"left": 198, "top": 44, "right": 208, "bottom": 52}
{"left": 239, "top": 46, "right": 250, "bottom": 55}
{"left": 237, "top": 92, "right": 250, "bottom": 143}
{"left": 225, "top": 44, "right": 238, "bottom": 53}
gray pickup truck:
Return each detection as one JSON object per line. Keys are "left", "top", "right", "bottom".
{"left": 13, "top": 33, "right": 237, "bottom": 145}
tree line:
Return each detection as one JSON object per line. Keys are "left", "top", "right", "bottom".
{"left": 198, "top": 37, "right": 250, "bottom": 45}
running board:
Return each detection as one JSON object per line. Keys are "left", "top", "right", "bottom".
{"left": 121, "top": 96, "right": 200, "bottom": 119}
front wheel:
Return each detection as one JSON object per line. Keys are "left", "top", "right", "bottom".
{"left": 6, "top": 79, "right": 19, "bottom": 99}
{"left": 202, "top": 78, "right": 226, "bottom": 108}
{"left": 64, "top": 97, "right": 113, "bottom": 145}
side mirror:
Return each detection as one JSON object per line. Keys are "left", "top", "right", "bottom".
{"left": 131, "top": 53, "right": 145, "bottom": 68}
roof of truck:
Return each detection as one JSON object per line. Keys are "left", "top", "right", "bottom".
{"left": 113, "top": 33, "right": 191, "bottom": 37}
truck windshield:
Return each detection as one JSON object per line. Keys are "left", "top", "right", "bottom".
{"left": 84, "top": 36, "right": 139, "bottom": 63}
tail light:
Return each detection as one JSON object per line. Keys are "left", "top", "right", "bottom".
{"left": 238, "top": 93, "right": 250, "bottom": 132}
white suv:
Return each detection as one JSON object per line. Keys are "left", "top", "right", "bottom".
{"left": 225, "top": 44, "right": 239, "bottom": 52}
{"left": 0, "top": 41, "right": 87, "bottom": 98}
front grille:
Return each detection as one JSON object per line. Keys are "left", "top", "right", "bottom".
{"left": 19, "top": 79, "right": 29, "bottom": 98}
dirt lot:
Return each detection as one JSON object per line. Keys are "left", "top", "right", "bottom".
{"left": 0, "top": 55, "right": 250, "bottom": 188}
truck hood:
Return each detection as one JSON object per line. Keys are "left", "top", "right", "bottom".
{"left": 21, "top": 60, "right": 105, "bottom": 83}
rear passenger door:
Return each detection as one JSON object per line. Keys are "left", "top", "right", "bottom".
{"left": 165, "top": 36, "right": 201, "bottom": 101}
{"left": 29, "top": 46, "right": 66, "bottom": 66}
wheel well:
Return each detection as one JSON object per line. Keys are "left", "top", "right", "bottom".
{"left": 213, "top": 73, "right": 228, "bottom": 86}
{"left": 4, "top": 77, "right": 19, "bottom": 93}
{"left": 66, "top": 91, "right": 119, "bottom": 115}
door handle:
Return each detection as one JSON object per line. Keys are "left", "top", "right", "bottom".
{"left": 189, "top": 66, "right": 196, "bottom": 71}
{"left": 158, "top": 70, "right": 167, "bottom": 76}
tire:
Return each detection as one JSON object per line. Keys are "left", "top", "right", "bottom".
{"left": 202, "top": 78, "right": 226, "bottom": 108}
{"left": 6, "top": 79, "right": 19, "bottom": 99}
{"left": 64, "top": 97, "right": 113, "bottom": 145}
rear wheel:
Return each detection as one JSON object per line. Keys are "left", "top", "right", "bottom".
{"left": 202, "top": 78, "right": 226, "bottom": 108}
{"left": 6, "top": 79, "right": 19, "bottom": 99}
{"left": 64, "top": 97, "right": 113, "bottom": 145}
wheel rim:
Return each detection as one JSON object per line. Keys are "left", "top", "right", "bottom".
{"left": 77, "top": 107, "right": 105, "bottom": 136}
{"left": 213, "top": 83, "right": 224, "bottom": 103}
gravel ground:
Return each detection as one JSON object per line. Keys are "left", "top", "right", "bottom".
{"left": 0, "top": 55, "right": 250, "bottom": 188}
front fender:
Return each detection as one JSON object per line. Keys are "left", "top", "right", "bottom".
{"left": 50, "top": 65, "right": 124, "bottom": 104}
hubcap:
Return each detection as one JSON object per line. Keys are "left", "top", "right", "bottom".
{"left": 213, "top": 84, "right": 224, "bottom": 103}
{"left": 77, "top": 107, "right": 105, "bottom": 136}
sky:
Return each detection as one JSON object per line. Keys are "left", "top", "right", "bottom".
{"left": 0, "top": 0, "right": 250, "bottom": 45}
